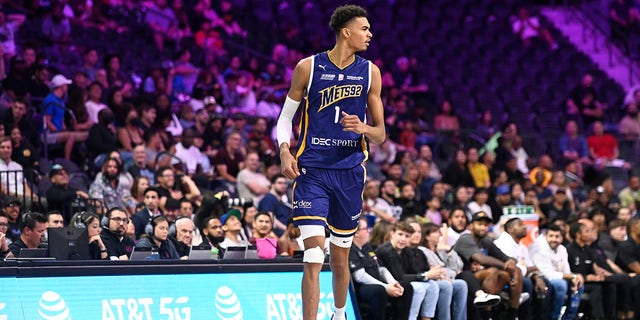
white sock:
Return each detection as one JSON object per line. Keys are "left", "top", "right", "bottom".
{"left": 332, "top": 305, "right": 346, "bottom": 320}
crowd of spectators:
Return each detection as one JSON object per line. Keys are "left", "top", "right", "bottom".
{"left": 0, "top": 1, "right": 639, "bottom": 319}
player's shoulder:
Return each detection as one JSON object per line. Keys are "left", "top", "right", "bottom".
{"left": 293, "top": 56, "right": 315, "bottom": 74}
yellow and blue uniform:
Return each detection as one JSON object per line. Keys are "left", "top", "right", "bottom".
{"left": 292, "top": 51, "right": 370, "bottom": 237}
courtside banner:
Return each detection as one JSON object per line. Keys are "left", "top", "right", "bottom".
{"left": 3, "top": 271, "right": 357, "bottom": 319}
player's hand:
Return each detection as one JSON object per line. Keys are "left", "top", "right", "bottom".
{"left": 340, "top": 111, "right": 367, "bottom": 134}
{"left": 280, "top": 150, "right": 299, "bottom": 179}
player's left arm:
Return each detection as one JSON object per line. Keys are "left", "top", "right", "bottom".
{"left": 340, "top": 64, "right": 386, "bottom": 145}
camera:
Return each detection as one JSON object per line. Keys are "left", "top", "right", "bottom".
{"left": 227, "top": 197, "right": 253, "bottom": 208}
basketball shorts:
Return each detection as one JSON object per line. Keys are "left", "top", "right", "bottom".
{"left": 292, "top": 164, "right": 366, "bottom": 237}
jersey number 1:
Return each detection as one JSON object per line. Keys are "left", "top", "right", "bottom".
{"left": 334, "top": 106, "right": 340, "bottom": 123}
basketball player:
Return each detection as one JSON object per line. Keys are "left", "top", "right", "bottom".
{"left": 276, "top": 5, "right": 385, "bottom": 320}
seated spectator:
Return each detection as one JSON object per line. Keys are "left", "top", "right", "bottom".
{"left": 0, "top": 11, "right": 25, "bottom": 61}
{"left": 467, "top": 188, "right": 493, "bottom": 221}
{"left": 442, "top": 149, "right": 475, "bottom": 189}
{"left": 547, "top": 170, "right": 576, "bottom": 210}
{"left": 573, "top": 75, "right": 607, "bottom": 128}
{"left": 135, "top": 215, "right": 180, "bottom": 259}
{"left": 162, "top": 198, "right": 180, "bottom": 227}
{"left": 87, "top": 109, "right": 119, "bottom": 164}
{"left": 154, "top": 166, "right": 200, "bottom": 211}
{"left": 212, "top": 131, "right": 245, "bottom": 191}
{"left": 1, "top": 98, "right": 39, "bottom": 149}
{"left": 43, "top": 74, "right": 89, "bottom": 160}
{"left": 494, "top": 218, "right": 548, "bottom": 320}
{"left": 567, "top": 221, "right": 618, "bottom": 319}
{"left": 529, "top": 154, "right": 553, "bottom": 188}
{"left": 128, "top": 145, "right": 155, "bottom": 184}
{"left": 257, "top": 174, "right": 290, "bottom": 235}
{"left": 511, "top": 6, "right": 557, "bottom": 49}
{"left": 0, "top": 211, "right": 10, "bottom": 258}
{"left": 239, "top": 204, "right": 257, "bottom": 241}
{"left": 89, "top": 157, "right": 135, "bottom": 212}
{"left": 46, "top": 210, "right": 65, "bottom": 228}
{"left": 85, "top": 82, "right": 106, "bottom": 125}
{"left": 199, "top": 214, "right": 224, "bottom": 257}
{"left": 476, "top": 110, "right": 499, "bottom": 141}
{"left": 581, "top": 217, "right": 637, "bottom": 319}
{"left": 169, "top": 216, "right": 195, "bottom": 259}
{"left": 616, "top": 217, "right": 640, "bottom": 317}
{"left": 0, "top": 136, "right": 38, "bottom": 205}
{"left": 6, "top": 211, "right": 47, "bottom": 258}
{"left": 392, "top": 56, "right": 429, "bottom": 97}
{"left": 236, "top": 151, "right": 270, "bottom": 205}
{"left": 375, "top": 221, "right": 441, "bottom": 320}
{"left": 453, "top": 212, "right": 525, "bottom": 319}
{"left": 45, "top": 163, "right": 89, "bottom": 222}
{"left": 79, "top": 48, "right": 99, "bottom": 81}
{"left": 610, "top": 0, "right": 638, "bottom": 39}
{"left": 447, "top": 207, "right": 471, "bottom": 246}
{"left": 131, "top": 187, "right": 161, "bottom": 239}
{"left": 541, "top": 188, "right": 574, "bottom": 223}
{"left": 9, "top": 126, "right": 38, "bottom": 174}
{"left": 144, "top": 129, "right": 171, "bottom": 169}
{"left": 467, "top": 147, "right": 490, "bottom": 189}
{"left": 409, "top": 221, "right": 467, "bottom": 320}
{"left": 349, "top": 217, "right": 413, "bottom": 320}
{"left": 130, "top": 176, "right": 150, "bottom": 207}
{"left": 598, "top": 218, "right": 628, "bottom": 262}
{"left": 620, "top": 102, "right": 640, "bottom": 142}
{"left": 433, "top": 99, "right": 460, "bottom": 138}
{"left": 170, "top": 128, "right": 209, "bottom": 176}
{"left": 618, "top": 175, "right": 640, "bottom": 210}
{"left": 103, "top": 54, "right": 132, "bottom": 96}
{"left": 179, "top": 198, "right": 193, "bottom": 219}
{"left": 100, "top": 150, "right": 134, "bottom": 191}
{"left": 249, "top": 211, "right": 279, "bottom": 258}
{"left": 2, "top": 54, "right": 30, "bottom": 103}
{"left": 588, "top": 121, "right": 630, "bottom": 169}
{"left": 219, "top": 209, "right": 250, "bottom": 249}
{"left": 3, "top": 197, "right": 20, "bottom": 242}
{"left": 144, "top": 0, "right": 177, "bottom": 50}
{"left": 529, "top": 224, "right": 585, "bottom": 320}
{"left": 70, "top": 211, "right": 108, "bottom": 260}
{"left": 41, "top": 3, "right": 71, "bottom": 47}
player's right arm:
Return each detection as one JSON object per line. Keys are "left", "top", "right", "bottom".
{"left": 277, "top": 58, "right": 311, "bottom": 179}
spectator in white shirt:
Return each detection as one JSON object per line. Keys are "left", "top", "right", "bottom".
{"left": 529, "top": 224, "right": 585, "bottom": 320}
{"left": 495, "top": 218, "right": 547, "bottom": 320}
{"left": 236, "top": 151, "right": 270, "bottom": 205}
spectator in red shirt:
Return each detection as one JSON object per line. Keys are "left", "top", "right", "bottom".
{"left": 587, "top": 121, "right": 630, "bottom": 169}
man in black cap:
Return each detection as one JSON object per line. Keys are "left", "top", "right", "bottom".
{"left": 3, "top": 196, "right": 21, "bottom": 242}
{"left": 454, "top": 211, "right": 525, "bottom": 319}
{"left": 45, "top": 163, "right": 89, "bottom": 223}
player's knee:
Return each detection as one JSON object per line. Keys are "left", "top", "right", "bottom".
{"left": 303, "top": 246, "right": 325, "bottom": 264}
{"left": 330, "top": 234, "right": 353, "bottom": 248}
{"left": 298, "top": 225, "right": 326, "bottom": 241}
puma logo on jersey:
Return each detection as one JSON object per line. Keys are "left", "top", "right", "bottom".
{"left": 318, "top": 64, "right": 326, "bottom": 71}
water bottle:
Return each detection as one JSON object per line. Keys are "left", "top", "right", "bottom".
{"left": 569, "top": 290, "right": 580, "bottom": 309}
{"left": 211, "top": 247, "right": 219, "bottom": 259}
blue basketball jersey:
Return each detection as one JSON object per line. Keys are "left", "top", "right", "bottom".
{"left": 296, "top": 51, "right": 371, "bottom": 169}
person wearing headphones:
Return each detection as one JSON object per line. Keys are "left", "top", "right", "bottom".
{"left": 135, "top": 215, "right": 180, "bottom": 259}
{"left": 168, "top": 216, "right": 195, "bottom": 259}
{"left": 6, "top": 212, "right": 47, "bottom": 258}
{"left": 100, "top": 207, "right": 135, "bottom": 260}
{"left": 71, "top": 211, "right": 108, "bottom": 260}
